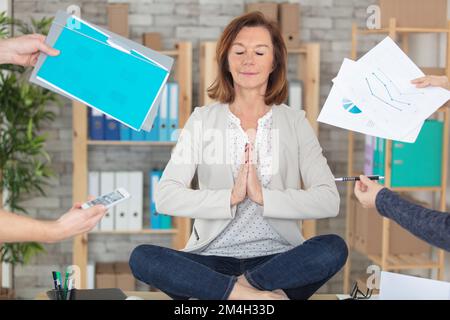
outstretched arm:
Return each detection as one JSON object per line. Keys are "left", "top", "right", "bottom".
{"left": 354, "top": 175, "right": 450, "bottom": 251}
{"left": 0, "top": 203, "right": 106, "bottom": 243}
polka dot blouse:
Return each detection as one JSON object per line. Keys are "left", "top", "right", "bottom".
{"left": 200, "top": 105, "right": 294, "bottom": 259}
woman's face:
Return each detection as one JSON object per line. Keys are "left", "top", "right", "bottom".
{"left": 227, "top": 26, "right": 274, "bottom": 92}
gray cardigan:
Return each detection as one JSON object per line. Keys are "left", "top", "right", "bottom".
{"left": 156, "top": 103, "right": 340, "bottom": 252}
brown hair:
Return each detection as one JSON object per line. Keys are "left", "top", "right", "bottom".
{"left": 207, "top": 11, "right": 288, "bottom": 106}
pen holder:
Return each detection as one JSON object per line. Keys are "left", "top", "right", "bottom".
{"left": 46, "top": 289, "right": 75, "bottom": 300}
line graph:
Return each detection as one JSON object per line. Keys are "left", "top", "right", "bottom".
{"left": 365, "top": 68, "right": 424, "bottom": 112}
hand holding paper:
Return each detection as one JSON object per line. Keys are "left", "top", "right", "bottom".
{"left": 318, "top": 37, "right": 450, "bottom": 143}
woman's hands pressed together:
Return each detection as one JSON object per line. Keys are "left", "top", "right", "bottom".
{"left": 230, "top": 142, "right": 264, "bottom": 206}
{"left": 230, "top": 143, "right": 249, "bottom": 206}
{"left": 246, "top": 142, "right": 263, "bottom": 205}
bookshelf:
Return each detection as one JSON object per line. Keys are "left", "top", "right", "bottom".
{"left": 343, "top": 19, "right": 450, "bottom": 293}
{"left": 72, "top": 42, "right": 192, "bottom": 289}
{"left": 199, "top": 41, "right": 321, "bottom": 239}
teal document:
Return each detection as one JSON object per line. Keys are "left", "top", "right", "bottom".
{"left": 30, "top": 11, "right": 173, "bottom": 131}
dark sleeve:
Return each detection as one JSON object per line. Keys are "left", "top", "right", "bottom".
{"left": 375, "top": 188, "right": 450, "bottom": 251}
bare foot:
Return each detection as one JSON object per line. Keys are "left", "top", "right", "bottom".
{"left": 228, "top": 282, "right": 286, "bottom": 300}
{"left": 272, "top": 289, "right": 289, "bottom": 300}
{"left": 237, "top": 275, "right": 256, "bottom": 289}
{"left": 258, "top": 290, "right": 289, "bottom": 300}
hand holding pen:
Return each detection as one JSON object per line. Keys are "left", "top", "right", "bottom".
{"left": 353, "top": 175, "right": 385, "bottom": 209}
{"left": 334, "top": 175, "right": 384, "bottom": 182}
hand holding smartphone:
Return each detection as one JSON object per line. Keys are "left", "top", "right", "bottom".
{"left": 81, "top": 188, "right": 131, "bottom": 210}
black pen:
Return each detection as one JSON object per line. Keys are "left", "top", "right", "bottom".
{"left": 334, "top": 175, "right": 385, "bottom": 182}
{"left": 52, "top": 271, "right": 59, "bottom": 290}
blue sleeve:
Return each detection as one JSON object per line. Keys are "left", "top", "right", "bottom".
{"left": 375, "top": 188, "right": 450, "bottom": 251}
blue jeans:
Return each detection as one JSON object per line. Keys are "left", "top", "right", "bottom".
{"left": 129, "top": 234, "right": 348, "bottom": 300}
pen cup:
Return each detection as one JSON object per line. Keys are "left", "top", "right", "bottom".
{"left": 46, "top": 289, "right": 75, "bottom": 300}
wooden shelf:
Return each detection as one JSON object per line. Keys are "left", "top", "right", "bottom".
{"left": 160, "top": 50, "right": 178, "bottom": 57}
{"left": 390, "top": 186, "right": 443, "bottom": 192}
{"left": 348, "top": 183, "right": 444, "bottom": 193}
{"left": 368, "top": 253, "right": 440, "bottom": 270}
{"left": 343, "top": 18, "right": 450, "bottom": 294}
{"left": 88, "top": 140, "right": 176, "bottom": 146}
{"left": 437, "top": 104, "right": 450, "bottom": 112}
{"left": 287, "top": 47, "right": 307, "bottom": 54}
{"left": 90, "top": 229, "right": 178, "bottom": 235}
{"left": 357, "top": 27, "right": 450, "bottom": 35}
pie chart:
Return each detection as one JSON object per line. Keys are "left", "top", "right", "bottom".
{"left": 342, "top": 98, "right": 362, "bottom": 114}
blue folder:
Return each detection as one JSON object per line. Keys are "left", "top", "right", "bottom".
{"left": 119, "top": 124, "right": 131, "bottom": 141}
{"left": 30, "top": 11, "right": 174, "bottom": 132}
{"left": 157, "top": 170, "right": 172, "bottom": 229}
{"left": 158, "top": 85, "right": 169, "bottom": 141}
{"left": 146, "top": 114, "right": 160, "bottom": 141}
{"left": 104, "top": 116, "right": 120, "bottom": 140}
{"left": 168, "top": 82, "right": 179, "bottom": 141}
{"left": 88, "top": 108, "right": 105, "bottom": 140}
{"left": 149, "top": 170, "right": 160, "bottom": 229}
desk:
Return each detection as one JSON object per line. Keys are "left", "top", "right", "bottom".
{"left": 35, "top": 291, "right": 339, "bottom": 300}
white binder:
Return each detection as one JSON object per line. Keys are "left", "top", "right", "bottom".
{"left": 88, "top": 171, "right": 100, "bottom": 231}
{"left": 87, "top": 261, "right": 96, "bottom": 289}
{"left": 114, "top": 172, "right": 129, "bottom": 231}
{"left": 99, "top": 171, "right": 115, "bottom": 231}
{"left": 127, "top": 171, "right": 143, "bottom": 230}
{"left": 288, "top": 80, "right": 302, "bottom": 111}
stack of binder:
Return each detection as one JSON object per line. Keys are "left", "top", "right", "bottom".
{"left": 89, "top": 171, "right": 144, "bottom": 232}
{"left": 88, "top": 82, "right": 180, "bottom": 142}
{"left": 88, "top": 170, "right": 172, "bottom": 231}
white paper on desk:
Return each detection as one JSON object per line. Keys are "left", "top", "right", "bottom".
{"left": 334, "top": 37, "right": 450, "bottom": 136}
{"left": 318, "top": 61, "right": 423, "bottom": 143}
{"left": 379, "top": 271, "right": 450, "bottom": 300}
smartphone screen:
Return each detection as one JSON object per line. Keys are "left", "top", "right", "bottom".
{"left": 89, "top": 190, "right": 124, "bottom": 207}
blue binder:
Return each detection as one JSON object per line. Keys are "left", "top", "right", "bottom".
{"left": 131, "top": 129, "right": 146, "bottom": 141}
{"left": 119, "top": 124, "right": 131, "bottom": 141}
{"left": 158, "top": 85, "right": 169, "bottom": 141}
{"left": 89, "top": 109, "right": 105, "bottom": 140}
{"left": 105, "top": 116, "right": 120, "bottom": 140}
{"left": 149, "top": 170, "right": 160, "bottom": 229}
{"left": 157, "top": 170, "right": 172, "bottom": 229}
{"left": 146, "top": 114, "right": 160, "bottom": 141}
{"left": 168, "top": 82, "right": 179, "bottom": 142}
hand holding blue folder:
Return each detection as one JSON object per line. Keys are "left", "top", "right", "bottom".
{"left": 30, "top": 11, "right": 174, "bottom": 132}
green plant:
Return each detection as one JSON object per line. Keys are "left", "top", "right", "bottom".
{"left": 0, "top": 12, "right": 60, "bottom": 286}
